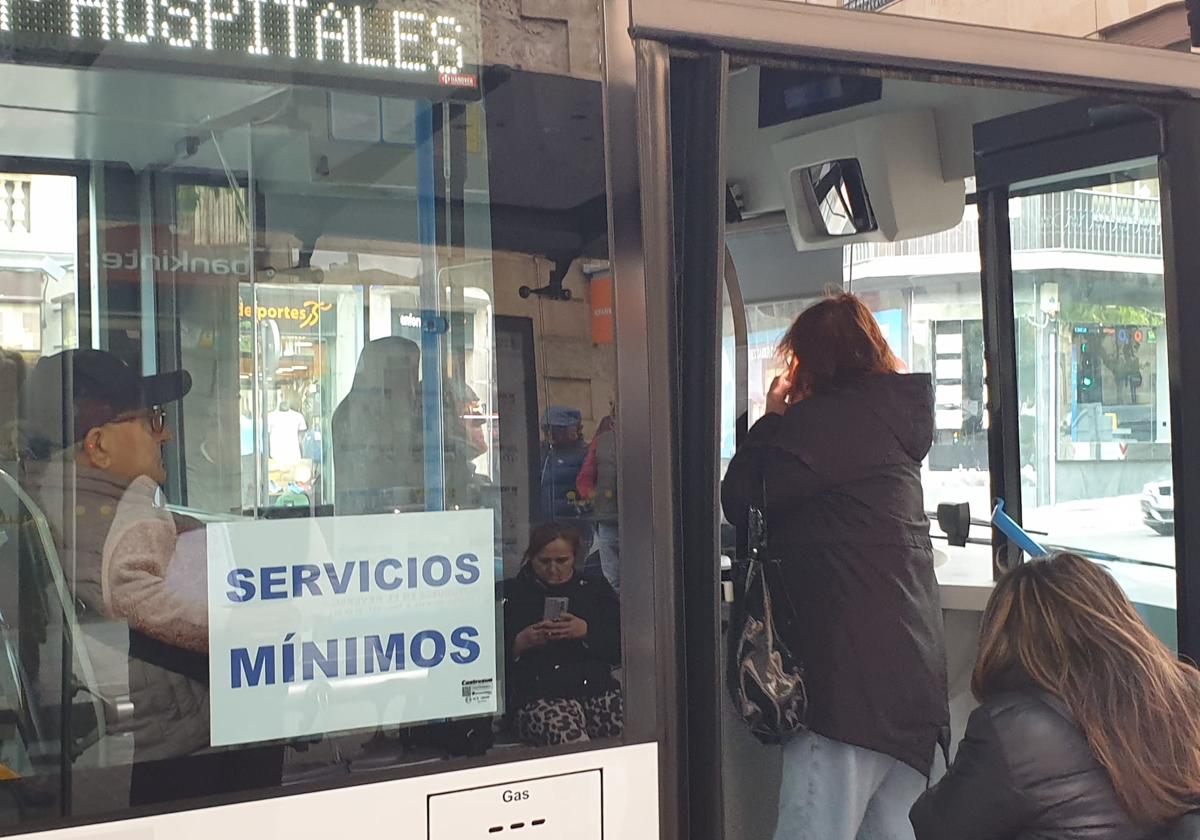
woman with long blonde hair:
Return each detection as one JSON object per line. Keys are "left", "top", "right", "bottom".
{"left": 911, "top": 553, "right": 1200, "bottom": 839}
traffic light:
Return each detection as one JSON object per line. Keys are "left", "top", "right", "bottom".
{"left": 1077, "top": 342, "right": 1101, "bottom": 403}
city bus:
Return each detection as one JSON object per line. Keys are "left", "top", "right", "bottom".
{"left": 2, "top": 0, "right": 1200, "bottom": 838}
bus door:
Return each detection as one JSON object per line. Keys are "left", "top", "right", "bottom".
{"left": 604, "top": 2, "right": 1200, "bottom": 837}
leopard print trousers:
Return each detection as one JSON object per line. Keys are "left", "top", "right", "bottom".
{"left": 514, "top": 689, "right": 624, "bottom": 746}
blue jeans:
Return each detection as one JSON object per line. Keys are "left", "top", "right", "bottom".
{"left": 595, "top": 521, "right": 620, "bottom": 591}
{"left": 774, "top": 731, "right": 926, "bottom": 840}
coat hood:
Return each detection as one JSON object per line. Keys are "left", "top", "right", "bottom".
{"left": 776, "top": 373, "right": 934, "bottom": 472}
{"left": 858, "top": 372, "right": 935, "bottom": 461}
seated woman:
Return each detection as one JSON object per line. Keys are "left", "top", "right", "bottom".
{"left": 504, "top": 523, "right": 622, "bottom": 746}
{"left": 911, "top": 553, "right": 1200, "bottom": 840}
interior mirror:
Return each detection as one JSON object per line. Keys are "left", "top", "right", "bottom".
{"left": 773, "top": 109, "right": 964, "bottom": 250}
{"left": 936, "top": 502, "right": 972, "bottom": 548}
{"left": 800, "top": 158, "right": 878, "bottom": 237}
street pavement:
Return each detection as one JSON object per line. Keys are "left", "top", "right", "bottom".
{"left": 923, "top": 468, "right": 1174, "bottom": 568}
{"left": 1026, "top": 494, "right": 1174, "bottom": 568}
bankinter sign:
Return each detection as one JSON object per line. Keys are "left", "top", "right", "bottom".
{"left": 102, "top": 249, "right": 250, "bottom": 276}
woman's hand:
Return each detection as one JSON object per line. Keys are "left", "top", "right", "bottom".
{"left": 766, "top": 373, "right": 794, "bottom": 416}
{"left": 514, "top": 623, "right": 553, "bottom": 656}
{"left": 545, "top": 612, "right": 588, "bottom": 642}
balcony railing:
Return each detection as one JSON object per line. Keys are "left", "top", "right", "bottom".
{"left": 851, "top": 190, "right": 1163, "bottom": 264}
{"left": 842, "top": 0, "right": 899, "bottom": 11}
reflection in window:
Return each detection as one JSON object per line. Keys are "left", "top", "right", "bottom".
{"left": 0, "top": 174, "right": 78, "bottom": 356}
{"left": 1013, "top": 174, "right": 1175, "bottom": 646}
{"left": 0, "top": 57, "right": 622, "bottom": 830}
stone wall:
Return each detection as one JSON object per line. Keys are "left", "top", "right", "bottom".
{"left": 481, "top": 0, "right": 602, "bottom": 80}
{"left": 491, "top": 253, "right": 617, "bottom": 438}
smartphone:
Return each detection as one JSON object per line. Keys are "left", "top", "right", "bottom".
{"left": 543, "top": 596, "right": 569, "bottom": 622}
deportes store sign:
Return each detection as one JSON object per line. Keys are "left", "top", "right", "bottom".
{"left": 206, "top": 509, "right": 497, "bottom": 747}
{"left": 239, "top": 296, "right": 332, "bottom": 329}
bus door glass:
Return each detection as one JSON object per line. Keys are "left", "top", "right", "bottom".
{"left": 712, "top": 52, "right": 1191, "bottom": 840}
{"left": 1008, "top": 162, "right": 1176, "bottom": 646}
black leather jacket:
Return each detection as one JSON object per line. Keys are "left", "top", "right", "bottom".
{"left": 911, "top": 689, "right": 1179, "bottom": 840}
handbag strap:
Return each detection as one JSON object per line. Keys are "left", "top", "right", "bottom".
{"left": 750, "top": 470, "right": 803, "bottom": 632}
{"left": 747, "top": 556, "right": 779, "bottom": 648}
{"left": 747, "top": 473, "right": 767, "bottom": 562}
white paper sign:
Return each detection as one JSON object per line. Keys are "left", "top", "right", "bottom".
{"left": 206, "top": 510, "right": 497, "bottom": 747}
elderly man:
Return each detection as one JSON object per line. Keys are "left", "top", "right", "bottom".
{"left": 21, "top": 348, "right": 279, "bottom": 805}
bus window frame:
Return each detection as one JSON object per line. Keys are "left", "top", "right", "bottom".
{"left": 0, "top": 62, "right": 664, "bottom": 838}
{"left": 627, "top": 0, "right": 1200, "bottom": 95}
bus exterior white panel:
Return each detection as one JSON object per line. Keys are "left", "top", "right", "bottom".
{"left": 20, "top": 742, "right": 659, "bottom": 840}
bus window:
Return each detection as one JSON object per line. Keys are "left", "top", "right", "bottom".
{"left": 0, "top": 173, "right": 79, "bottom": 357}
{"left": 721, "top": 66, "right": 1001, "bottom": 542}
{"left": 1011, "top": 167, "right": 1177, "bottom": 647}
{"left": 848, "top": 198, "right": 988, "bottom": 518}
{"left": 0, "top": 15, "right": 626, "bottom": 828}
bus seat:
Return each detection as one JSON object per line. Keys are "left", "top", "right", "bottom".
{"left": 0, "top": 467, "right": 110, "bottom": 766}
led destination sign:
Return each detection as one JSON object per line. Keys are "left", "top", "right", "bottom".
{"left": 1, "top": 0, "right": 479, "bottom": 88}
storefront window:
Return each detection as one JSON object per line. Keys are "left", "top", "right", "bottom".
{"left": 0, "top": 173, "right": 79, "bottom": 356}
{"left": 0, "top": 7, "right": 621, "bottom": 827}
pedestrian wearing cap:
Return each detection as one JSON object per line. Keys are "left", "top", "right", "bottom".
{"left": 538, "top": 406, "right": 591, "bottom": 532}
{"left": 20, "top": 349, "right": 281, "bottom": 804}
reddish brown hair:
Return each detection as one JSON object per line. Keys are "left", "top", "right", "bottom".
{"left": 975, "top": 553, "right": 1200, "bottom": 825}
{"left": 776, "top": 293, "right": 899, "bottom": 401}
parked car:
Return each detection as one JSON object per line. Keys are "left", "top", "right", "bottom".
{"left": 1142, "top": 480, "right": 1175, "bottom": 536}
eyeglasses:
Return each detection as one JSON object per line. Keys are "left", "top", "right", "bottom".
{"left": 110, "top": 406, "right": 168, "bottom": 435}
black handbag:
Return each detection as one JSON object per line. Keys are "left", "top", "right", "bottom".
{"left": 727, "top": 486, "right": 808, "bottom": 745}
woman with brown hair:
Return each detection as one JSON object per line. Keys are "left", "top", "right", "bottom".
{"left": 911, "top": 553, "right": 1200, "bottom": 840}
{"left": 503, "top": 522, "right": 622, "bottom": 746}
{"left": 722, "top": 293, "right": 948, "bottom": 840}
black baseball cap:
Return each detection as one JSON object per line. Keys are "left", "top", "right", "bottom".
{"left": 22, "top": 349, "right": 192, "bottom": 453}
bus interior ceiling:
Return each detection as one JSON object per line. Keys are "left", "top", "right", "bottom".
{"left": 724, "top": 65, "right": 1076, "bottom": 301}
{"left": 0, "top": 62, "right": 608, "bottom": 272}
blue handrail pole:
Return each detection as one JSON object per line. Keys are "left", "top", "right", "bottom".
{"left": 992, "top": 498, "right": 1049, "bottom": 558}
{"left": 417, "top": 100, "right": 445, "bottom": 512}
